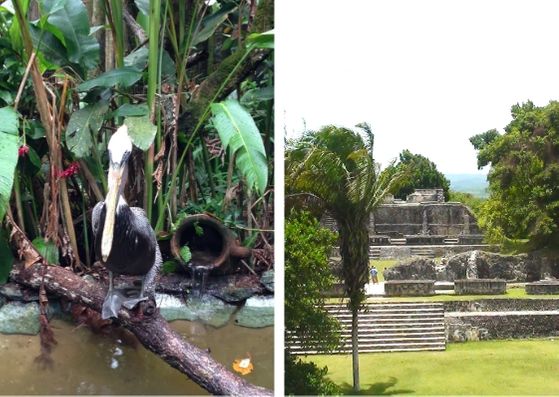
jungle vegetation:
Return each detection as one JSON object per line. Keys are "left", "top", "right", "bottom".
{"left": 284, "top": 210, "right": 341, "bottom": 395}
{"left": 386, "top": 149, "right": 450, "bottom": 201}
{"left": 0, "top": 0, "right": 274, "bottom": 283}
{"left": 285, "top": 124, "right": 401, "bottom": 392}
{"left": 470, "top": 100, "right": 559, "bottom": 251}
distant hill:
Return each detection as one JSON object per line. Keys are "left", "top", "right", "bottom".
{"left": 446, "top": 173, "right": 489, "bottom": 198}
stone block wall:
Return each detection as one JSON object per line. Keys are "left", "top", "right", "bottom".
{"left": 526, "top": 281, "right": 559, "bottom": 295}
{"left": 384, "top": 280, "right": 435, "bottom": 296}
{"left": 322, "top": 201, "right": 482, "bottom": 239}
{"left": 373, "top": 203, "right": 481, "bottom": 237}
{"left": 454, "top": 279, "right": 506, "bottom": 295}
{"left": 443, "top": 298, "right": 559, "bottom": 312}
{"left": 446, "top": 313, "right": 559, "bottom": 342}
{"left": 376, "top": 244, "right": 498, "bottom": 260}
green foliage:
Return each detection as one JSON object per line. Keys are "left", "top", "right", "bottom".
{"left": 211, "top": 99, "right": 268, "bottom": 195}
{"left": 179, "top": 245, "right": 192, "bottom": 263}
{"left": 247, "top": 30, "right": 274, "bottom": 49}
{"left": 286, "top": 125, "right": 401, "bottom": 392}
{"left": 448, "top": 190, "right": 485, "bottom": 217}
{"left": 0, "top": 0, "right": 273, "bottom": 271}
{"left": 32, "top": 237, "right": 59, "bottom": 265}
{"left": 285, "top": 355, "right": 341, "bottom": 396}
{"left": 387, "top": 149, "right": 450, "bottom": 200}
{"left": 193, "top": 222, "right": 204, "bottom": 236}
{"left": 193, "top": 4, "right": 237, "bottom": 46}
{"left": 112, "top": 104, "right": 149, "bottom": 118}
{"left": 65, "top": 101, "right": 109, "bottom": 158}
{"left": 286, "top": 125, "right": 400, "bottom": 311}
{"left": 0, "top": 107, "right": 20, "bottom": 223}
{"left": 0, "top": 229, "right": 14, "bottom": 284}
{"left": 40, "top": 0, "right": 100, "bottom": 70}
{"left": 0, "top": 35, "right": 24, "bottom": 107}
{"left": 123, "top": 115, "right": 157, "bottom": 151}
{"left": 285, "top": 211, "right": 340, "bottom": 353}
{"left": 161, "top": 260, "right": 179, "bottom": 275}
{"left": 77, "top": 67, "right": 143, "bottom": 91}
{"left": 471, "top": 100, "right": 559, "bottom": 248}
{"left": 133, "top": 0, "right": 149, "bottom": 16}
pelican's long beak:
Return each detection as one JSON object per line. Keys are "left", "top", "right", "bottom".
{"left": 101, "top": 165, "right": 124, "bottom": 262}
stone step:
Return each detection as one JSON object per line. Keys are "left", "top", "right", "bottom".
{"left": 340, "top": 335, "right": 445, "bottom": 342}
{"left": 444, "top": 238, "right": 459, "bottom": 245}
{"left": 329, "top": 311, "right": 444, "bottom": 318}
{"left": 328, "top": 306, "right": 444, "bottom": 316}
{"left": 288, "top": 300, "right": 447, "bottom": 355}
{"left": 287, "top": 329, "right": 446, "bottom": 339}
{"left": 410, "top": 249, "right": 435, "bottom": 258}
{"left": 435, "top": 281, "right": 455, "bottom": 291}
{"left": 355, "top": 319, "right": 444, "bottom": 325}
{"left": 334, "top": 324, "right": 446, "bottom": 331}
{"left": 340, "top": 326, "right": 445, "bottom": 334}
{"left": 339, "top": 334, "right": 445, "bottom": 341}
{"left": 325, "top": 302, "right": 444, "bottom": 309}
{"left": 291, "top": 346, "right": 447, "bottom": 355}
{"left": 338, "top": 323, "right": 445, "bottom": 332}
{"left": 331, "top": 313, "right": 444, "bottom": 320}
{"left": 290, "top": 334, "right": 445, "bottom": 344}
{"left": 291, "top": 340, "right": 446, "bottom": 349}
{"left": 390, "top": 238, "right": 407, "bottom": 245}
{"left": 334, "top": 315, "right": 444, "bottom": 322}
{"left": 336, "top": 314, "right": 443, "bottom": 321}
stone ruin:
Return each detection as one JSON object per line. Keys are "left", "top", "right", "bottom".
{"left": 384, "top": 250, "right": 559, "bottom": 283}
{"left": 321, "top": 188, "right": 484, "bottom": 246}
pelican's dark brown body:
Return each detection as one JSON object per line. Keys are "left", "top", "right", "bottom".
{"left": 92, "top": 202, "right": 156, "bottom": 276}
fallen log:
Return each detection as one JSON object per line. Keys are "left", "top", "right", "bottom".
{"left": 10, "top": 261, "right": 272, "bottom": 396}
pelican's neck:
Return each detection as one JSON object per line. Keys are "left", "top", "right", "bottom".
{"left": 116, "top": 194, "right": 127, "bottom": 212}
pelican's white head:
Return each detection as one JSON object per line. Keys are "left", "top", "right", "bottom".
{"left": 102, "top": 125, "right": 133, "bottom": 261}
{"left": 108, "top": 124, "right": 133, "bottom": 167}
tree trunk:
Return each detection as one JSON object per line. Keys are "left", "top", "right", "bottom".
{"left": 10, "top": 262, "right": 272, "bottom": 396}
{"left": 338, "top": 214, "right": 369, "bottom": 393}
{"left": 351, "top": 307, "right": 360, "bottom": 392}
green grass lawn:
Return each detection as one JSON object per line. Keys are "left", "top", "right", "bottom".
{"left": 305, "top": 339, "right": 559, "bottom": 395}
{"left": 326, "top": 287, "right": 559, "bottom": 304}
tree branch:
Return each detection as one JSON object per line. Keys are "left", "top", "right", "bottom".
{"left": 123, "top": 7, "right": 148, "bottom": 44}
{"left": 10, "top": 262, "right": 272, "bottom": 396}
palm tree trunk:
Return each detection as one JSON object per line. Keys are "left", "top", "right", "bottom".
{"left": 338, "top": 214, "right": 370, "bottom": 393}
{"left": 352, "top": 307, "right": 360, "bottom": 392}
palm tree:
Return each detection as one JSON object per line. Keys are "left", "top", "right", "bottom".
{"left": 286, "top": 124, "right": 401, "bottom": 392}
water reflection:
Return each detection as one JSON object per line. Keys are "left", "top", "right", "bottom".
{"left": 0, "top": 318, "right": 273, "bottom": 395}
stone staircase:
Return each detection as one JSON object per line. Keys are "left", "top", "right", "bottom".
{"left": 390, "top": 238, "right": 407, "bottom": 245}
{"left": 444, "top": 237, "right": 459, "bottom": 245}
{"left": 410, "top": 246, "right": 435, "bottom": 258}
{"left": 369, "top": 246, "right": 381, "bottom": 259}
{"left": 288, "top": 302, "right": 446, "bottom": 354}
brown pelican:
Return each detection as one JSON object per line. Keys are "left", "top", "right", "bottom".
{"left": 92, "top": 125, "right": 161, "bottom": 319}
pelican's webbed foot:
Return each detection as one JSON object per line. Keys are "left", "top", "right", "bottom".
{"left": 101, "top": 289, "right": 126, "bottom": 319}
{"left": 122, "top": 275, "right": 150, "bottom": 311}
{"left": 121, "top": 295, "right": 148, "bottom": 310}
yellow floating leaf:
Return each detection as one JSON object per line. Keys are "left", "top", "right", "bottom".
{"left": 232, "top": 357, "right": 254, "bottom": 375}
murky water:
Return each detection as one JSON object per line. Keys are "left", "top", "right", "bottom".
{"left": 0, "top": 318, "right": 273, "bottom": 395}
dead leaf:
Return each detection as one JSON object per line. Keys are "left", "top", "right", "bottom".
{"left": 232, "top": 356, "right": 254, "bottom": 376}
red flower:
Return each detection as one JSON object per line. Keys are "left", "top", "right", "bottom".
{"left": 18, "top": 145, "right": 29, "bottom": 157}
{"left": 58, "top": 161, "right": 80, "bottom": 178}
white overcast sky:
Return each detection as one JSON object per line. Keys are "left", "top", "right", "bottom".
{"left": 276, "top": 0, "right": 559, "bottom": 174}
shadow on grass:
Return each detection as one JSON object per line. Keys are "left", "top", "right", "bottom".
{"left": 339, "top": 377, "right": 415, "bottom": 395}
